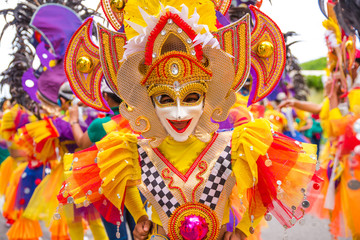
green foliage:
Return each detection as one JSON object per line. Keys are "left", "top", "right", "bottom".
{"left": 306, "top": 75, "right": 323, "bottom": 91}
{"left": 300, "top": 57, "right": 327, "bottom": 70}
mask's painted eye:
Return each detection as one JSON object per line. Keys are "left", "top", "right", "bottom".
{"left": 183, "top": 92, "right": 201, "bottom": 103}
{"left": 157, "top": 94, "right": 175, "bottom": 104}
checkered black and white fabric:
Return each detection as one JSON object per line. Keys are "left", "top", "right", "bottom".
{"left": 199, "top": 143, "right": 232, "bottom": 210}
{"left": 138, "top": 146, "right": 180, "bottom": 217}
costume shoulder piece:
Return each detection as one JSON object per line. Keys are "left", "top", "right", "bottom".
{"left": 231, "top": 118, "right": 318, "bottom": 232}
{"left": 57, "top": 131, "right": 141, "bottom": 224}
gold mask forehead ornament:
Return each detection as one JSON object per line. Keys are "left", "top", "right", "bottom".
{"left": 148, "top": 81, "right": 208, "bottom": 107}
{"left": 64, "top": 0, "right": 286, "bottom": 146}
{"left": 140, "top": 51, "right": 212, "bottom": 86}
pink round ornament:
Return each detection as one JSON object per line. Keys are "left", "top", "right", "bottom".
{"left": 179, "top": 215, "right": 209, "bottom": 240}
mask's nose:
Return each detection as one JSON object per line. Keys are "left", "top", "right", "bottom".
{"left": 175, "top": 98, "right": 186, "bottom": 120}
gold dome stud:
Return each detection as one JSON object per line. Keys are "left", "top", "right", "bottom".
{"left": 345, "top": 40, "right": 354, "bottom": 51}
{"left": 257, "top": 41, "right": 274, "bottom": 58}
{"left": 76, "top": 56, "right": 94, "bottom": 73}
{"left": 110, "top": 0, "right": 126, "bottom": 13}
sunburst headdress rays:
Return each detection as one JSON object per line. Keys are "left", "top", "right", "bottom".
{"left": 122, "top": 0, "right": 219, "bottom": 61}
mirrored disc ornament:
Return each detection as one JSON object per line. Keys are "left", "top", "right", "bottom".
{"left": 264, "top": 213, "right": 272, "bottom": 221}
{"left": 354, "top": 145, "right": 360, "bottom": 155}
{"left": 302, "top": 200, "right": 310, "bottom": 208}
{"left": 357, "top": 133, "right": 360, "bottom": 141}
{"left": 348, "top": 179, "right": 360, "bottom": 190}
{"left": 53, "top": 213, "right": 61, "bottom": 220}
{"left": 353, "top": 119, "right": 360, "bottom": 133}
{"left": 265, "top": 159, "right": 272, "bottom": 167}
{"left": 84, "top": 199, "right": 90, "bottom": 207}
{"left": 299, "top": 218, "right": 305, "bottom": 225}
{"left": 67, "top": 196, "right": 74, "bottom": 204}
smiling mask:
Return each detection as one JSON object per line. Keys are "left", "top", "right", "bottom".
{"left": 151, "top": 81, "right": 206, "bottom": 142}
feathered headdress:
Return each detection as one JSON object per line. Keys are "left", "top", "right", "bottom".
{"left": 64, "top": 0, "right": 286, "bottom": 146}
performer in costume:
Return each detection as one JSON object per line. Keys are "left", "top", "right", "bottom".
{"left": 57, "top": 0, "right": 318, "bottom": 239}
{"left": 0, "top": 102, "right": 15, "bottom": 199}
{"left": 69, "top": 84, "right": 123, "bottom": 148}
{"left": 22, "top": 81, "right": 108, "bottom": 240}
{"left": 0, "top": 2, "right": 107, "bottom": 238}
{"left": 0, "top": 104, "right": 45, "bottom": 240}
{"left": 69, "top": 82, "right": 136, "bottom": 240}
{"left": 317, "top": 3, "right": 360, "bottom": 235}
{"left": 280, "top": 1, "right": 360, "bottom": 238}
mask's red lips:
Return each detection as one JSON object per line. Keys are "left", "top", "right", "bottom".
{"left": 167, "top": 119, "right": 192, "bottom": 133}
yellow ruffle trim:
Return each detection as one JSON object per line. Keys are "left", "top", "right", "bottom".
{"left": 24, "top": 118, "right": 60, "bottom": 162}
{"left": 231, "top": 119, "right": 317, "bottom": 235}
{"left": 63, "top": 132, "right": 141, "bottom": 210}
{"left": 25, "top": 119, "right": 59, "bottom": 145}
{"left": 231, "top": 118, "right": 274, "bottom": 192}
{"left": 1, "top": 105, "right": 20, "bottom": 142}
{"left": 96, "top": 132, "right": 141, "bottom": 208}
{"left": 102, "top": 116, "right": 134, "bottom": 135}
{"left": 1, "top": 105, "right": 36, "bottom": 144}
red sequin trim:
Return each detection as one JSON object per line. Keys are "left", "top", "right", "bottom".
{"left": 162, "top": 168, "right": 187, "bottom": 203}
{"left": 153, "top": 133, "right": 218, "bottom": 182}
{"left": 144, "top": 12, "right": 203, "bottom": 65}
{"left": 192, "top": 161, "right": 207, "bottom": 202}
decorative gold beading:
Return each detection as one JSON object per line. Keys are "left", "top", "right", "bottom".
{"left": 168, "top": 202, "right": 220, "bottom": 240}
{"left": 256, "top": 41, "right": 274, "bottom": 58}
{"left": 147, "top": 81, "right": 208, "bottom": 107}
{"left": 141, "top": 51, "right": 212, "bottom": 86}
{"left": 76, "top": 56, "right": 94, "bottom": 73}
{"left": 110, "top": 0, "right": 125, "bottom": 13}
